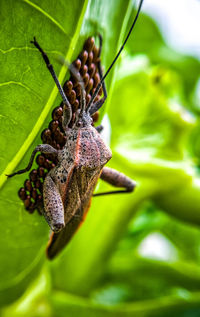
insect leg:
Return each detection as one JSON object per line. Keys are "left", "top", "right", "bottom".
{"left": 94, "top": 167, "right": 136, "bottom": 197}
{"left": 88, "top": 35, "right": 107, "bottom": 115}
{"left": 43, "top": 175, "right": 65, "bottom": 232}
{"left": 30, "top": 37, "right": 72, "bottom": 126}
{"left": 7, "top": 144, "right": 58, "bottom": 177}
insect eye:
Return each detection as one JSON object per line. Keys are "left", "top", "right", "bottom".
{"left": 76, "top": 121, "right": 82, "bottom": 127}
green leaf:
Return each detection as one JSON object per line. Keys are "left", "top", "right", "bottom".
{"left": 2, "top": 1, "right": 200, "bottom": 314}
{"left": 0, "top": 0, "right": 138, "bottom": 306}
{"left": 49, "top": 290, "right": 200, "bottom": 317}
{"left": 108, "top": 60, "right": 200, "bottom": 225}
{"left": 0, "top": 0, "right": 90, "bottom": 305}
{"left": 126, "top": 11, "right": 200, "bottom": 106}
{"left": 48, "top": 11, "right": 200, "bottom": 297}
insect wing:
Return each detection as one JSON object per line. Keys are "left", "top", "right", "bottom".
{"left": 46, "top": 198, "right": 92, "bottom": 259}
{"left": 47, "top": 166, "right": 102, "bottom": 258}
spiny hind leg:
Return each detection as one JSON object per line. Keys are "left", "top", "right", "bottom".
{"left": 94, "top": 167, "right": 136, "bottom": 196}
{"left": 43, "top": 175, "right": 65, "bottom": 232}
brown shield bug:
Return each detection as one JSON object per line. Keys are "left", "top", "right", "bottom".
{"left": 7, "top": 0, "right": 143, "bottom": 259}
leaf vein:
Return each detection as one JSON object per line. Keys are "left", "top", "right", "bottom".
{"left": 0, "top": 47, "right": 62, "bottom": 56}
{"left": 0, "top": 81, "right": 42, "bottom": 100}
{"left": 23, "top": 0, "right": 69, "bottom": 37}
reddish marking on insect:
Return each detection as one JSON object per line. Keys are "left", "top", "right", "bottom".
{"left": 81, "top": 199, "right": 92, "bottom": 223}
{"left": 75, "top": 130, "right": 81, "bottom": 165}
{"left": 60, "top": 163, "right": 74, "bottom": 205}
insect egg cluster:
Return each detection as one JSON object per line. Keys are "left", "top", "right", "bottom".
{"left": 18, "top": 37, "right": 103, "bottom": 213}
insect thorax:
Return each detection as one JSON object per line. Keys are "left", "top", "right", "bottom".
{"left": 56, "top": 125, "right": 112, "bottom": 174}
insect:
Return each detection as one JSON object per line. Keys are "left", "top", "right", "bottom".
{"left": 7, "top": 0, "right": 143, "bottom": 259}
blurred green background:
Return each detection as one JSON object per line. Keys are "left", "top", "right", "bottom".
{"left": 1, "top": 0, "right": 200, "bottom": 316}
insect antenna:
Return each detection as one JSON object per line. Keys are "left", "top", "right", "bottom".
{"left": 31, "top": 37, "right": 73, "bottom": 127}
{"left": 87, "top": 0, "right": 144, "bottom": 111}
